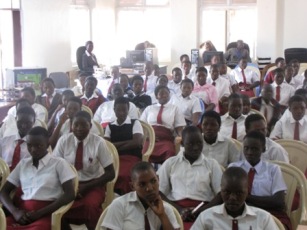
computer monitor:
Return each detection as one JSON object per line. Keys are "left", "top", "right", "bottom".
{"left": 126, "top": 50, "right": 145, "bottom": 63}
{"left": 202, "top": 51, "right": 224, "bottom": 65}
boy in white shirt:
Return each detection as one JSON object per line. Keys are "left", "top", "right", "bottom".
{"left": 207, "top": 64, "right": 231, "bottom": 100}
{"left": 168, "top": 67, "right": 182, "bottom": 95}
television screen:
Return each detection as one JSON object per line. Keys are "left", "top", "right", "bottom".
{"left": 126, "top": 50, "right": 145, "bottom": 63}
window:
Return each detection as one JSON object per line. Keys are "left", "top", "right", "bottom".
{"left": 116, "top": 0, "right": 171, "bottom": 63}
{"left": 200, "top": 0, "right": 257, "bottom": 59}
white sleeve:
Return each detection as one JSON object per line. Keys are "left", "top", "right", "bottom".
{"left": 132, "top": 120, "right": 144, "bottom": 135}
{"left": 210, "top": 159, "right": 223, "bottom": 194}
{"left": 269, "top": 120, "right": 283, "bottom": 139}
{"left": 140, "top": 107, "right": 149, "bottom": 122}
{"left": 192, "top": 98, "right": 202, "bottom": 113}
{"left": 52, "top": 136, "right": 65, "bottom": 158}
{"left": 174, "top": 107, "right": 186, "bottom": 128}
{"left": 56, "top": 158, "right": 76, "bottom": 184}
{"left": 101, "top": 199, "right": 125, "bottom": 230}
{"left": 93, "top": 104, "right": 103, "bottom": 123}
{"left": 156, "top": 160, "right": 172, "bottom": 196}
{"left": 97, "top": 139, "right": 113, "bottom": 168}
{"left": 104, "top": 125, "right": 111, "bottom": 138}
{"left": 7, "top": 161, "right": 22, "bottom": 187}
{"left": 163, "top": 202, "right": 181, "bottom": 229}
{"left": 129, "top": 103, "right": 140, "bottom": 119}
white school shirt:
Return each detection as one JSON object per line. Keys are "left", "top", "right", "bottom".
{"left": 219, "top": 113, "right": 246, "bottom": 142}
{"left": 292, "top": 74, "right": 304, "bottom": 88}
{"left": 271, "top": 82, "right": 295, "bottom": 107}
{"left": 142, "top": 73, "right": 158, "bottom": 96}
{"left": 104, "top": 117, "right": 143, "bottom": 138}
{"left": 101, "top": 191, "right": 180, "bottom": 230}
{"left": 59, "top": 119, "right": 101, "bottom": 136}
{"left": 93, "top": 101, "right": 139, "bottom": 124}
{"left": 285, "top": 78, "right": 297, "bottom": 88}
{"left": 167, "top": 80, "right": 181, "bottom": 95}
{"left": 53, "top": 133, "right": 113, "bottom": 182}
{"left": 0, "top": 134, "right": 30, "bottom": 167}
{"left": 0, "top": 116, "right": 43, "bottom": 138}
{"left": 191, "top": 203, "right": 278, "bottom": 230}
{"left": 270, "top": 115, "right": 307, "bottom": 143}
{"left": 41, "top": 91, "right": 56, "bottom": 104}
{"left": 229, "top": 160, "right": 287, "bottom": 196}
{"left": 220, "top": 73, "right": 237, "bottom": 86}
{"left": 6, "top": 103, "right": 48, "bottom": 123}
{"left": 140, "top": 101, "right": 186, "bottom": 130}
{"left": 80, "top": 91, "right": 99, "bottom": 102}
{"left": 207, "top": 76, "right": 231, "bottom": 99}
{"left": 202, "top": 134, "right": 240, "bottom": 168}
{"left": 279, "top": 108, "right": 307, "bottom": 122}
{"left": 169, "top": 94, "right": 202, "bottom": 121}
{"left": 8, "top": 154, "right": 75, "bottom": 201}
{"left": 157, "top": 152, "right": 222, "bottom": 202}
{"left": 259, "top": 99, "right": 274, "bottom": 123}
{"left": 230, "top": 67, "right": 259, "bottom": 85}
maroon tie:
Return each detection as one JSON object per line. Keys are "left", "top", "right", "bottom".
{"left": 212, "top": 81, "right": 216, "bottom": 86}
{"left": 231, "top": 121, "right": 237, "bottom": 139}
{"left": 248, "top": 168, "right": 256, "bottom": 194}
{"left": 232, "top": 219, "right": 238, "bottom": 230}
{"left": 276, "top": 86, "right": 281, "bottom": 102}
{"left": 241, "top": 69, "right": 247, "bottom": 85}
{"left": 11, "top": 139, "right": 24, "bottom": 171}
{"left": 157, "top": 105, "right": 164, "bottom": 125}
{"left": 144, "top": 211, "right": 150, "bottom": 230}
{"left": 294, "top": 121, "right": 300, "bottom": 141}
{"left": 75, "top": 141, "right": 83, "bottom": 170}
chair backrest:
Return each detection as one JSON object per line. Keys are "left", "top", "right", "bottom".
{"left": 284, "top": 48, "right": 307, "bottom": 64}
{"left": 76, "top": 46, "right": 86, "bottom": 70}
{"left": 272, "top": 215, "right": 285, "bottom": 230}
{"left": 0, "top": 207, "right": 6, "bottom": 230}
{"left": 261, "top": 63, "right": 276, "bottom": 84}
{"left": 0, "top": 158, "right": 10, "bottom": 190}
{"left": 271, "top": 161, "right": 307, "bottom": 229}
{"left": 274, "top": 139, "right": 307, "bottom": 174}
{"left": 82, "top": 105, "right": 93, "bottom": 118}
{"left": 139, "top": 120, "right": 155, "bottom": 162}
{"left": 102, "top": 140, "right": 119, "bottom": 210}
{"left": 49, "top": 72, "right": 69, "bottom": 88}
{"left": 92, "top": 119, "right": 104, "bottom": 137}
{"left": 51, "top": 165, "right": 79, "bottom": 230}
{"left": 95, "top": 203, "right": 184, "bottom": 230}
{"left": 250, "top": 109, "right": 267, "bottom": 122}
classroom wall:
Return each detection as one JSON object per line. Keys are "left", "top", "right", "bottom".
{"left": 21, "top": 0, "right": 71, "bottom": 74}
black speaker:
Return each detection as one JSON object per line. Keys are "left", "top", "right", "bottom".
{"left": 284, "top": 48, "right": 307, "bottom": 64}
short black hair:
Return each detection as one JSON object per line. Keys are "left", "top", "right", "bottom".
{"left": 28, "top": 126, "right": 49, "bottom": 138}
{"left": 16, "top": 106, "right": 36, "bottom": 120}
{"left": 245, "top": 114, "right": 265, "bottom": 131}
{"left": 67, "top": 96, "right": 82, "bottom": 108}
{"left": 85, "top": 40, "right": 93, "bottom": 46}
{"left": 244, "top": 130, "right": 266, "bottom": 147}
{"left": 120, "top": 74, "right": 129, "bottom": 81}
{"left": 182, "top": 60, "right": 191, "bottom": 65}
{"left": 180, "top": 78, "right": 194, "bottom": 88}
{"left": 289, "top": 95, "right": 306, "bottom": 107}
{"left": 196, "top": 67, "right": 208, "bottom": 74}
{"left": 154, "top": 85, "right": 170, "bottom": 97}
{"left": 222, "top": 167, "right": 248, "bottom": 184}
{"left": 62, "top": 89, "right": 75, "bottom": 97}
{"left": 289, "top": 59, "right": 300, "bottom": 65}
{"left": 172, "top": 67, "right": 182, "bottom": 74}
{"left": 182, "top": 126, "right": 201, "bottom": 141}
{"left": 16, "top": 98, "right": 31, "bottom": 107}
{"left": 114, "top": 96, "right": 130, "bottom": 109}
{"left": 42, "top": 78, "right": 55, "bottom": 86}
{"left": 78, "top": 72, "right": 90, "bottom": 78}
{"left": 273, "top": 67, "right": 285, "bottom": 76}
{"left": 156, "top": 75, "right": 168, "bottom": 83}
{"left": 131, "top": 162, "right": 155, "bottom": 181}
{"left": 294, "top": 88, "right": 307, "bottom": 97}
{"left": 85, "top": 76, "right": 98, "bottom": 85}
{"left": 21, "top": 87, "right": 36, "bottom": 97}
{"left": 131, "top": 75, "right": 144, "bottom": 85}
{"left": 201, "top": 110, "right": 221, "bottom": 127}
{"left": 275, "top": 57, "right": 285, "bottom": 65}
{"left": 180, "top": 54, "right": 189, "bottom": 62}
{"left": 228, "top": 93, "right": 242, "bottom": 102}
{"left": 73, "top": 111, "right": 91, "bottom": 123}
{"left": 210, "top": 64, "right": 219, "bottom": 71}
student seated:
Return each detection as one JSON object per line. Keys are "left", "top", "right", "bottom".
{"left": 6, "top": 87, "right": 47, "bottom": 123}
{"left": 107, "top": 66, "right": 121, "bottom": 100}
{"left": 270, "top": 95, "right": 307, "bottom": 143}
{"left": 298, "top": 69, "right": 307, "bottom": 89}
{"left": 0, "top": 127, "right": 76, "bottom": 230}
{"left": 241, "top": 94, "right": 252, "bottom": 116}
{"left": 158, "top": 126, "right": 223, "bottom": 229}
{"left": 191, "top": 167, "right": 279, "bottom": 230}
{"left": 219, "top": 93, "right": 246, "bottom": 142}
{"left": 182, "top": 60, "right": 195, "bottom": 81}
{"left": 192, "top": 67, "right": 219, "bottom": 112}
{"left": 168, "top": 67, "right": 183, "bottom": 95}
{"left": 153, "top": 64, "right": 161, "bottom": 77}
{"left": 219, "top": 62, "right": 238, "bottom": 93}
{"left": 80, "top": 76, "right": 107, "bottom": 114}
{"left": 35, "top": 78, "right": 62, "bottom": 120}
{"left": 47, "top": 89, "right": 75, "bottom": 131}
{"left": 201, "top": 111, "right": 240, "bottom": 168}
{"left": 264, "top": 57, "right": 286, "bottom": 84}
{"left": 140, "top": 85, "right": 185, "bottom": 164}
{"left": 0, "top": 99, "right": 44, "bottom": 138}
{"left": 0, "top": 107, "right": 36, "bottom": 171}
{"left": 119, "top": 74, "right": 134, "bottom": 100}
{"left": 142, "top": 61, "right": 158, "bottom": 101}
{"left": 284, "top": 65, "right": 296, "bottom": 88}
{"left": 207, "top": 64, "right": 231, "bottom": 100}
{"left": 53, "top": 111, "right": 115, "bottom": 229}
{"left": 271, "top": 68, "right": 295, "bottom": 113}
{"left": 251, "top": 84, "right": 281, "bottom": 134}
{"left": 245, "top": 114, "right": 289, "bottom": 162}
{"left": 104, "top": 97, "right": 144, "bottom": 195}
{"left": 101, "top": 162, "right": 180, "bottom": 230}
{"left": 94, "top": 84, "right": 139, "bottom": 128}
{"left": 230, "top": 58, "right": 260, "bottom": 97}
{"left": 229, "top": 131, "right": 292, "bottom": 229}
{"left": 290, "top": 59, "right": 303, "bottom": 88}
{"left": 72, "top": 72, "right": 89, "bottom": 97}
{"left": 49, "top": 97, "right": 101, "bottom": 148}
{"left": 130, "top": 75, "right": 152, "bottom": 112}
{"left": 170, "top": 79, "right": 202, "bottom": 126}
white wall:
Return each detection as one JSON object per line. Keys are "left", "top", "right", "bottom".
{"left": 21, "top": 0, "right": 71, "bottom": 74}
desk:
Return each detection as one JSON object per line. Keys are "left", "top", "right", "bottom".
{"left": 0, "top": 101, "right": 15, "bottom": 122}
